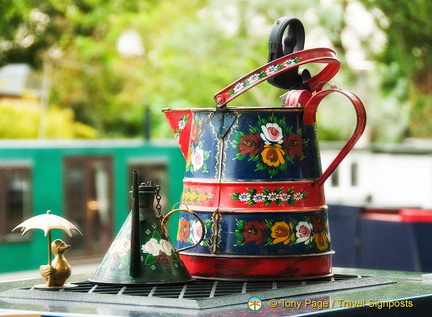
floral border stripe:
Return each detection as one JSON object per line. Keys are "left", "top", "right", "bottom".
{"left": 180, "top": 181, "right": 326, "bottom": 209}
{"left": 182, "top": 186, "right": 214, "bottom": 205}
{"left": 228, "top": 57, "right": 300, "bottom": 98}
{"left": 231, "top": 187, "right": 307, "bottom": 206}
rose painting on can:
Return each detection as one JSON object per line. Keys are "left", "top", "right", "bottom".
{"left": 141, "top": 230, "right": 179, "bottom": 266}
{"left": 232, "top": 114, "right": 308, "bottom": 176}
{"left": 185, "top": 116, "right": 211, "bottom": 174}
{"left": 233, "top": 214, "right": 330, "bottom": 252}
{"left": 177, "top": 217, "right": 212, "bottom": 249}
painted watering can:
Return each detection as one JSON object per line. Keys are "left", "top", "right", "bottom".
{"left": 163, "top": 17, "right": 366, "bottom": 280}
{"left": 91, "top": 171, "right": 204, "bottom": 284}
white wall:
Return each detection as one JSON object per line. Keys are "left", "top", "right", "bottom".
{"left": 320, "top": 148, "right": 432, "bottom": 209}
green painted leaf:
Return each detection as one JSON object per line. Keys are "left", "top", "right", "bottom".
{"left": 266, "top": 237, "right": 274, "bottom": 246}
{"left": 236, "top": 219, "right": 246, "bottom": 229}
{"left": 144, "top": 254, "right": 157, "bottom": 265}
{"left": 171, "top": 252, "right": 179, "bottom": 262}
{"left": 250, "top": 155, "right": 260, "bottom": 162}
{"left": 250, "top": 126, "right": 260, "bottom": 134}
{"left": 247, "top": 188, "right": 257, "bottom": 196}
{"left": 205, "top": 219, "right": 212, "bottom": 229}
{"left": 247, "top": 200, "right": 256, "bottom": 206}
{"left": 269, "top": 168, "right": 278, "bottom": 176}
{"left": 152, "top": 230, "right": 161, "bottom": 241}
{"left": 256, "top": 162, "right": 266, "bottom": 170}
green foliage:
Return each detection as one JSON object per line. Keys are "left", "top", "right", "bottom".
{"left": 358, "top": 0, "right": 432, "bottom": 96}
{"left": 0, "top": 101, "right": 98, "bottom": 138}
{"left": 358, "top": 0, "right": 432, "bottom": 138}
{"left": 3, "top": 0, "right": 429, "bottom": 140}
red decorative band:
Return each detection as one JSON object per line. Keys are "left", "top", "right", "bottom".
{"left": 180, "top": 253, "right": 332, "bottom": 280}
{"left": 181, "top": 180, "right": 326, "bottom": 211}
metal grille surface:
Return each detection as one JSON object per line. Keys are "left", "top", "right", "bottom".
{"left": 27, "top": 274, "right": 374, "bottom": 299}
{"left": 3, "top": 274, "right": 394, "bottom": 312}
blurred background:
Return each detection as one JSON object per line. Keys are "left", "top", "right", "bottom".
{"left": 0, "top": 0, "right": 431, "bottom": 275}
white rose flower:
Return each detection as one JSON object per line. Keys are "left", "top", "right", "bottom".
{"left": 142, "top": 238, "right": 160, "bottom": 256}
{"left": 159, "top": 239, "right": 174, "bottom": 256}
{"left": 260, "top": 123, "right": 283, "bottom": 144}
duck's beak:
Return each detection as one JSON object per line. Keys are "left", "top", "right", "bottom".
{"left": 59, "top": 244, "right": 71, "bottom": 252}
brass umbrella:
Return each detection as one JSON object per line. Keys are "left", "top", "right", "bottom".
{"left": 13, "top": 210, "right": 83, "bottom": 266}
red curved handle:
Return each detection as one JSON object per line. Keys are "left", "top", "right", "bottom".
{"left": 303, "top": 88, "right": 367, "bottom": 187}
{"left": 214, "top": 48, "right": 340, "bottom": 107}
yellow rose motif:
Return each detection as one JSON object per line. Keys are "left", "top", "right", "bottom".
{"left": 261, "top": 144, "right": 286, "bottom": 167}
{"left": 313, "top": 231, "right": 329, "bottom": 251}
{"left": 271, "top": 221, "right": 295, "bottom": 245}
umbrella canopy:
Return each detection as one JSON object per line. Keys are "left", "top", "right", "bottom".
{"left": 13, "top": 210, "right": 83, "bottom": 269}
{"left": 13, "top": 210, "right": 83, "bottom": 237}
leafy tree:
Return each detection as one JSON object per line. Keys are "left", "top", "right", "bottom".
{"left": 0, "top": 0, "right": 149, "bottom": 137}
{"left": 0, "top": 101, "right": 97, "bottom": 138}
{"left": 1, "top": 0, "right": 395, "bottom": 141}
{"left": 358, "top": 0, "right": 432, "bottom": 138}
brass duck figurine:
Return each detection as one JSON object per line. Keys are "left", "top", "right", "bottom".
{"left": 40, "top": 239, "right": 71, "bottom": 287}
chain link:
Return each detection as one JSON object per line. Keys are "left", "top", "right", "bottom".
{"left": 144, "top": 181, "right": 162, "bottom": 218}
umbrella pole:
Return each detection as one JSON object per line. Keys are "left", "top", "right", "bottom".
{"left": 47, "top": 230, "right": 53, "bottom": 287}
{"left": 47, "top": 230, "right": 52, "bottom": 267}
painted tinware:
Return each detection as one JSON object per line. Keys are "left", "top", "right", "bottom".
{"left": 91, "top": 172, "right": 204, "bottom": 284}
{"left": 163, "top": 19, "right": 366, "bottom": 280}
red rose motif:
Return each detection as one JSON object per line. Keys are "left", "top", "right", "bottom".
{"left": 239, "top": 133, "right": 263, "bottom": 156}
{"left": 178, "top": 219, "right": 190, "bottom": 243}
{"left": 190, "top": 124, "right": 200, "bottom": 145}
{"left": 312, "top": 213, "right": 327, "bottom": 232}
{"left": 242, "top": 221, "right": 267, "bottom": 245}
{"left": 284, "top": 133, "right": 303, "bottom": 158}
{"left": 156, "top": 252, "right": 172, "bottom": 268}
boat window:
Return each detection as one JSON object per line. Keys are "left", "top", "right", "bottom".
{"left": 351, "top": 162, "right": 359, "bottom": 187}
{"left": 64, "top": 156, "right": 113, "bottom": 257}
{"left": 128, "top": 161, "right": 169, "bottom": 215}
{"left": 0, "top": 166, "right": 32, "bottom": 242}
{"left": 331, "top": 168, "right": 339, "bottom": 187}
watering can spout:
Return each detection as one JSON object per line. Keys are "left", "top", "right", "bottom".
{"left": 162, "top": 109, "right": 192, "bottom": 159}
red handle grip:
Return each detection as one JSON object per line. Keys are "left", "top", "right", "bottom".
{"left": 214, "top": 48, "right": 341, "bottom": 107}
{"left": 303, "top": 88, "right": 367, "bottom": 187}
